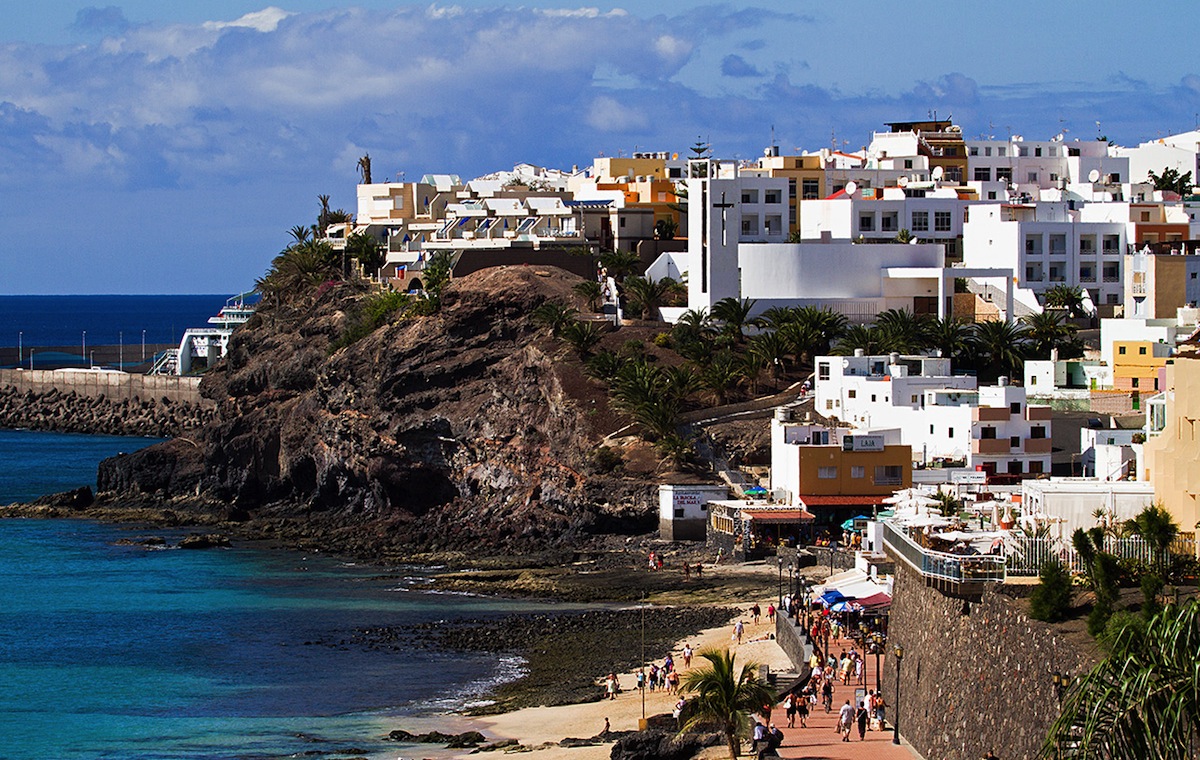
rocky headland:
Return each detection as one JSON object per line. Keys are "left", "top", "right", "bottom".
{"left": 84, "top": 266, "right": 705, "bottom": 565}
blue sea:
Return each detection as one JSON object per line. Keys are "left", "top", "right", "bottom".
{"left": 0, "top": 294, "right": 232, "bottom": 349}
{"left": 0, "top": 430, "right": 559, "bottom": 759}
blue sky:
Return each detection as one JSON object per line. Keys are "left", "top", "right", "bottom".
{"left": 3, "top": 1, "right": 1200, "bottom": 293}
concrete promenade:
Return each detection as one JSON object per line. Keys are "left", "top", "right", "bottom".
{"left": 0, "top": 368, "right": 206, "bottom": 405}
{"left": 775, "top": 633, "right": 924, "bottom": 760}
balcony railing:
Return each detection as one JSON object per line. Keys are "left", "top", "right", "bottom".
{"left": 973, "top": 438, "right": 1011, "bottom": 455}
{"left": 881, "top": 521, "right": 1007, "bottom": 585}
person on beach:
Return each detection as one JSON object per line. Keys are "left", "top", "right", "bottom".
{"left": 673, "top": 697, "right": 686, "bottom": 728}
{"left": 767, "top": 603, "right": 775, "bottom": 622}
{"left": 750, "top": 603, "right": 761, "bottom": 624}
{"left": 664, "top": 653, "right": 674, "bottom": 673}
{"left": 648, "top": 551, "right": 656, "bottom": 571}
{"left": 666, "top": 668, "right": 679, "bottom": 694}
{"left": 648, "top": 663, "right": 659, "bottom": 690}
{"left": 636, "top": 669, "right": 645, "bottom": 691}
{"left": 683, "top": 643, "right": 693, "bottom": 668}
{"left": 602, "top": 717, "right": 610, "bottom": 735}
{"left": 734, "top": 619, "right": 745, "bottom": 644}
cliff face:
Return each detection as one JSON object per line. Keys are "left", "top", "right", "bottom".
{"left": 97, "top": 267, "right": 657, "bottom": 556}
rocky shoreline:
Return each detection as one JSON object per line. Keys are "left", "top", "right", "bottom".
{"left": 0, "top": 385, "right": 214, "bottom": 438}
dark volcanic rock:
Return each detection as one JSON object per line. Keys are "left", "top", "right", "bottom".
{"left": 30, "top": 486, "right": 94, "bottom": 510}
{"left": 177, "top": 533, "right": 230, "bottom": 549}
{"left": 608, "top": 729, "right": 721, "bottom": 760}
{"left": 94, "top": 267, "right": 672, "bottom": 557}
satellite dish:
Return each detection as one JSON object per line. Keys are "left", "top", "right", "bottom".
{"left": 932, "top": 166, "right": 945, "bottom": 181}
{"left": 844, "top": 181, "right": 858, "bottom": 196}
{"left": 1088, "top": 169, "right": 1101, "bottom": 183}
{"left": 898, "top": 176, "right": 910, "bottom": 188}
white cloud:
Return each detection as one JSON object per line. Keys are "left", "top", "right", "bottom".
{"left": 202, "top": 6, "right": 293, "bottom": 32}
{"left": 587, "top": 95, "right": 647, "bottom": 132}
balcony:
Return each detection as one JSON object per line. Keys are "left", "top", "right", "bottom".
{"left": 881, "top": 521, "right": 1006, "bottom": 594}
{"left": 1024, "top": 438, "right": 1052, "bottom": 454}
{"left": 973, "top": 438, "right": 1011, "bottom": 455}
{"left": 1026, "top": 406, "right": 1052, "bottom": 421}
{"left": 973, "top": 407, "right": 1010, "bottom": 422}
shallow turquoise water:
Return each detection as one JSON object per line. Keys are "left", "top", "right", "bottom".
{"left": 0, "top": 430, "right": 554, "bottom": 759}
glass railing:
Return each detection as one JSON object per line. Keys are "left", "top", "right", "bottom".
{"left": 881, "top": 521, "right": 1006, "bottom": 584}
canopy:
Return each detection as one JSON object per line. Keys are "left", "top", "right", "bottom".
{"left": 743, "top": 486, "right": 768, "bottom": 496}
{"left": 742, "top": 508, "right": 815, "bottom": 524}
{"left": 855, "top": 591, "right": 892, "bottom": 608}
{"left": 820, "top": 590, "right": 847, "bottom": 605}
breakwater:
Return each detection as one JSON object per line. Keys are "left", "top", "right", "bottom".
{"left": 0, "top": 369, "right": 214, "bottom": 438}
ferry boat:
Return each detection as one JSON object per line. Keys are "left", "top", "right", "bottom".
{"left": 151, "top": 291, "right": 258, "bottom": 375}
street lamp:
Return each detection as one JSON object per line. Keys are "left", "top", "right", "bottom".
{"left": 777, "top": 555, "right": 784, "bottom": 608}
{"left": 119, "top": 331, "right": 123, "bottom": 370}
{"left": 1051, "top": 671, "right": 1070, "bottom": 704}
{"left": 142, "top": 329, "right": 146, "bottom": 362}
{"left": 29, "top": 349, "right": 34, "bottom": 370}
{"left": 829, "top": 544, "right": 836, "bottom": 575}
{"left": 892, "top": 644, "right": 905, "bottom": 745}
{"left": 82, "top": 330, "right": 86, "bottom": 366}
{"left": 89, "top": 350, "right": 94, "bottom": 369}
{"left": 869, "top": 631, "right": 886, "bottom": 692}
{"left": 17, "top": 331, "right": 21, "bottom": 364}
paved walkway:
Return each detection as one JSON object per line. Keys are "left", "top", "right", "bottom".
{"left": 774, "top": 635, "right": 923, "bottom": 760}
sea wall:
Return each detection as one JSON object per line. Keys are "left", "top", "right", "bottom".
{"left": 881, "top": 563, "right": 1096, "bottom": 760}
{"left": 0, "top": 370, "right": 214, "bottom": 438}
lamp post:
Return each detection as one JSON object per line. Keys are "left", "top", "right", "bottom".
{"left": 17, "top": 331, "right": 21, "bottom": 364}
{"left": 1052, "top": 671, "right": 1070, "bottom": 704}
{"left": 82, "top": 330, "right": 86, "bottom": 367}
{"left": 870, "top": 632, "right": 885, "bottom": 692}
{"left": 777, "top": 555, "right": 784, "bottom": 608}
{"left": 141, "top": 329, "right": 146, "bottom": 362}
{"left": 892, "top": 644, "right": 904, "bottom": 745}
{"left": 829, "top": 544, "right": 836, "bottom": 575}
{"left": 89, "top": 350, "right": 94, "bottom": 369}
{"left": 29, "top": 349, "right": 34, "bottom": 371}
{"left": 119, "top": 331, "right": 123, "bottom": 370}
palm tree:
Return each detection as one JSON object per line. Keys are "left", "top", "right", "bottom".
{"left": 756, "top": 306, "right": 800, "bottom": 330}
{"left": 926, "top": 316, "right": 974, "bottom": 363}
{"left": 679, "top": 648, "right": 776, "bottom": 759}
{"left": 316, "top": 194, "right": 332, "bottom": 237}
{"left": 573, "top": 280, "right": 603, "bottom": 312}
{"left": 654, "top": 218, "right": 679, "bottom": 240}
{"left": 288, "top": 224, "right": 312, "bottom": 244}
{"left": 599, "top": 249, "right": 642, "bottom": 281}
{"left": 655, "top": 432, "right": 697, "bottom": 470}
{"left": 346, "top": 232, "right": 385, "bottom": 277}
{"left": 1021, "top": 310, "right": 1077, "bottom": 359}
{"left": 700, "top": 350, "right": 744, "bottom": 405}
{"left": 794, "top": 306, "right": 847, "bottom": 354}
{"left": 711, "top": 297, "right": 757, "bottom": 343}
{"left": 1044, "top": 284, "right": 1087, "bottom": 318}
{"left": 778, "top": 320, "right": 822, "bottom": 367}
{"left": 971, "top": 319, "right": 1029, "bottom": 382}
{"left": 1041, "top": 600, "right": 1200, "bottom": 759}
{"left": 559, "top": 320, "right": 604, "bottom": 356}
{"left": 874, "top": 308, "right": 930, "bottom": 353}
{"left": 834, "top": 324, "right": 885, "bottom": 355}
{"left": 532, "top": 302, "right": 579, "bottom": 337}
{"left": 663, "top": 365, "right": 703, "bottom": 401}
{"left": 1123, "top": 502, "right": 1179, "bottom": 576}
{"left": 748, "top": 331, "right": 790, "bottom": 379}
{"left": 357, "top": 153, "right": 372, "bottom": 184}
{"left": 622, "top": 275, "right": 673, "bottom": 320}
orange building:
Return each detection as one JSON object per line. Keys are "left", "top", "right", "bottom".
{"left": 1112, "top": 339, "right": 1170, "bottom": 391}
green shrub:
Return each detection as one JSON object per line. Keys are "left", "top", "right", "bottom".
{"left": 1029, "top": 557, "right": 1073, "bottom": 623}
{"left": 1097, "top": 609, "right": 1147, "bottom": 652}
{"left": 652, "top": 332, "right": 672, "bottom": 348}
{"left": 330, "top": 291, "right": 412, "bottom": 351}
{"left": 1140, "top": 573, "right": 1164, "bottom": 621}
{"left": 588, "top": 446, "right": 624, "bottom": 474}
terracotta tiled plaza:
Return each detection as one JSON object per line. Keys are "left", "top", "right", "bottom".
{"left": 774, "top": 635, "right": 923, "bottom": 760}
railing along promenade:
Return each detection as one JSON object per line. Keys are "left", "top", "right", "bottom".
{"left": 881, "top": 520, "right": 1007, "bottom": 591}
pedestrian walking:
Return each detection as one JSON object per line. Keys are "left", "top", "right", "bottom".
{"left": 838, "top": 700, "right": 854, "bottom": 742}
{"left": 856, "top": 702, "right": 869, "bottom": 740}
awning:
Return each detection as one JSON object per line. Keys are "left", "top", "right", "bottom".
{"left": 855, "top": 591, "right": 892, "bottom": 608}
{"left": 742, "top": 509, "right": 816, "bottom": 524}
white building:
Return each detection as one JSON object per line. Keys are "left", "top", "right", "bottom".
{"left": 1112, "top": 130, "right": 1200, "bottom": 188}
{"left": 658, "top": 484, "right": 729, "bottom": 541}
{"left": 1079, "top": 425, "right": 1143, "bottom": 480}
{"left": 814, "top": 353, "right": 1052, "bottom": 476}
{"left": 1021, "top": 478, "right": 1155, "bottom": 540}
{"left": 963, "top": 201, "right": 1129, "bottom": 307}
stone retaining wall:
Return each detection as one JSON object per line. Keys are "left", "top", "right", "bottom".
{"left": 881, "top": 562, "right": 1096, "bottom": 760}
{"left": 0, "top": 369, "right": 206, "bottom": 404}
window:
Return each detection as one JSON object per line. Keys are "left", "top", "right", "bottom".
{"left": 1080, "top": 265, "right": 1095, "bottom": 282}
{"left": 1025, "top": 236, "right": 1043, "bottom": 255}
{"left": 934, "top": 211, "right": 952, "bottom": 232}
{"left": 859, "top": 214, "right": 875, "bottom": 232}
{"left": 1019, "top": 146, "right": 1030, "bottom": 157}
{"left": 1029, "top": 460, "right": 1044, "bottom": 474}
{"left": 1119, "top": 346, "right": 1127, "bottom": 355}
{"left": 874, "top": 465, "right": 903, "bottom": 486}
{"left": 1049, "top": 234, "right": 1066, "bottom": 255}
{"left": 911, "top": 395, "right": 918, "bottom": 403}
{"left": 1139, "top": 346, "right": 1147, "bottom": 355}
{"left": 1080, "top": 236, "right": 1096, "bottom": 254}
{"left": 948, "top": 427, "right": 955, "bottom": 438}
{"left": 802, "top": 178, "right": 820, "bottom": 199}
{"left": 969, "top": 147, "right": 979, "bottom": 156}
{"left": 851, "top": 466, "right": 865, "bottom": 479}
{"left": 1028, "top": 171, "right": 1039, "bottom": 183}
{"left": 973, "top": 167, "right": 991, "bottom": 182}
{"left": 818, "top": 466, "right": 837, "bottom": 479}
{"left": 818, "top": 362, "right": 830, "bottom": 381}
{"left": 985, "top": 147, "right": 993, "bottom": 156}
{"left": 930, "top": 424, "right": 935, "bottom": 434}
{"left": 826, "top": 399, "right": 834, "bottom": 410}
{"left": 881, "top": 212, "right": 899, "bottom": 232}
{"left": 741, "top": 215, "right": 758, "bottom": 235}
{"left": 741, "top": 189, "right": 758, "bottom": 204}
{"left": 788, "top": 179, "right": 797, "bottom": 198}
{"left": 1103, "top": 264, "right": 1120, "bottom": 282}
{"left": 871, "top": 395, "right": 877, "bottom": 402}
{"left": 765, "top": 190, "right": 782, "bottom": 204}
{"left": 1010, "top": 402, "right": 1021, "bottom": 413}
{"left": 1132, "top": 377, "right": 1140, "bottom": 388}
{"left": 1107, "top": 293, "right": 1119, "bottom": 305}
{"left": 1110, "top": 173, "right": 1121, "bottom": 182}
{"left": 1030, "top": 426, "right": 1046, "bottom": 439}
{"left": 847, "top": 389, "right": 857, "bottom": 398}
{"left": 998, "top": 147, "right": 1007, "bottom": 157}
{"left": 904, "top": 159, "right": 913, "bottom": 169}
{"left": 1035, "top": 147, "right": 1043, "bottom": 157}
{"left": 619, "top": 216, "right": 626, "bottom": 228}
{"left": 996, "top": 167, "right": 1012, "bottom": 182}
{"left": 981, "top": 427, "right": 997, "bottom": 439}
{"left": 1103, "top": 235, "right": 1120, "bottom": 254}
{"left": 1010, "top": 436, "right": 1020, "bottom": 448}
{"left": 911, "top": 211, "right": 929, "bottom": 232}
{"left": 988, "top": 191, "right": 997, "bottom": 200}
{"left": 764, "top": 215, "right": 782, "bottom": 235}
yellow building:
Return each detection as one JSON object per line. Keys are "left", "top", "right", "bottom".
{"left": 1143, "top": 354, "right": 1200, "bottom": 533}
{"left": 1112, "top": 340, "right": 1170, "bottom": 392}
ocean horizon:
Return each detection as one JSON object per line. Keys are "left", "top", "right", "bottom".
{"left": 0, "top": 294, "right": 232, "bottom": 349}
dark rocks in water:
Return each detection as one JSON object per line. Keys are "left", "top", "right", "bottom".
{"left": 177, "top": 533, "right": 230, "bottom": 549}
{"left": 29, "top": 486, "right": 94, "bottom": 511}
{"left": 113, "top": 536, "right": 167, "bottom": 547}
{"left": 0, "top": 384, "right": 213, "bottom": 438}
{"left": 384, "top": 729, "right": 486, "bottom": 747}
{"left": 472, "top": 738, "right": 521, "bottom": 752}
{"left": 608, "top": 729, "right": 722, "bottom": 760}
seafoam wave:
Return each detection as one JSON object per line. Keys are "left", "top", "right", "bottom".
{"left": 416, "top": 654, "right": 528, "bottom": 713}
